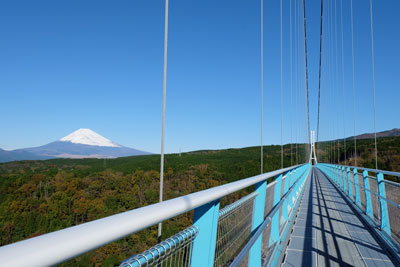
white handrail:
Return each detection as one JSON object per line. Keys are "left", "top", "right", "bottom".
{"left": 0, "top": 164, "right": 302, "bottom": 267}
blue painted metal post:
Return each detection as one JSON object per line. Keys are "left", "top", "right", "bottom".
{"left": 342, "top": 166, "right": 347, "bottom": 193}
{"left": 377, "top": 173, "right": 391, "bottom": 236}
{"left": 333, "top": 166, "right": 337, "bottom": 183}
{"left": 338, "top": 166, "right": 343, "bottom": 188}
{"left": 347, "top": 167, "right": 353, "bottom": 199}
{"left": 269, "top": 173, "right": 282, "bottom": 246}
{"left": 249, "top": 180, "right": 267, "bottom": 266}
{"left": 335, "top": 165, "right": 339, "bottom": 184}
{"left": 192, "top": 200, "right": 220, "bottom": 267}
{"left": 335, "top": 165, "right": 339, "bottom": 185}
{"left": 282, "top": 171, "right": 291, "bottom": 221}
{"left": 288, "top": 168, "right": 300, "bottom": 215}
{"left": 354, "top": 169, "right": 361, "bottom": 208}
{"left": 334, "top": 166, "right": 337, "bottom": 183}
{"left": 363, "top": 170, "right": 374, "bottom": 219}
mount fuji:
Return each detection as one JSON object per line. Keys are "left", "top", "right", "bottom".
{"left": 1, "top": 129, "right": 150, "bottom": 162}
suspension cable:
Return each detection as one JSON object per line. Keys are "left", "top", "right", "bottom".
{"left": 261, "top": 0, "right": 264, "bottom": 174}
{"left": 290, "top": 0, "right": 293, "bottom": 166}
{"left": 350, "top": 0, "right": 357, "bottom": 166}
{"left": 280, "top": 0, "right": 284, "bottom": 168}
{"left": 340, "top": 0, "right": 346, "bottom": 165}
{"left": 302, "top": 0, "right": 311, "bottom": 149}
{"left": 158, "top": 0, "right": 169, "bottom": 242}
{"left": 294, "top": 0, "right": 299, "bottom": 165}
{"left": 316, "top": 0, "right": 324, "bottom": 149}
{"left": 369, "top": 0, "right": 378, "bottom": 170}
{"left": 334, "top": 0, "right": 339, "bottom": 164}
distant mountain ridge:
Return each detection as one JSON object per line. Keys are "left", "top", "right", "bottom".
{"left": 0, "top": 128, "right": 398, "bottom": 163}
{"left": 0, "top": 129, "right": 150, "bottom": 163}
{"left": 353, "top": 128, "right": 400, "bottom": 140}
{"left": 0, "top": 148, "right": 50, "bottom": 162}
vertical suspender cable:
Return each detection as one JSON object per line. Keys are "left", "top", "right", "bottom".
{"left": 316, "top": 0, "right": 324, "bottom": 152}
{"left": 261, "top": 0, "right": 264, "bottom": 174}
{"left": 340, "top": 0, "right": 346, "bottom": 165}
{"left": 350, "top": 0, "right": 357, "bottom": 166}
{"left": 302, "top": 0, "right": 311, "bottom": 153}
{"left": 329, "top": 0, "right": 335, "bottom": 164}
{"left": 334, "top": 0, "right": 339, "bottom": 164}
{"left": 290, "top": 0, "right": 293, "bottom": 167}
{"left": 369, "top": 0, "right": 378, "bottom": 170}
{"left": 280, "top": 0, "right": 284, "bottom": 168}
{"left": 158, "top": 0, "right": 169, "bottom": 242}
{"left": 294, "top": 0, "right": 299, "bottom": 165}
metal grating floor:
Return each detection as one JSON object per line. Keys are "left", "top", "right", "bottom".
{"left": 282, "top": 167, "right": 396, "bottom": 267}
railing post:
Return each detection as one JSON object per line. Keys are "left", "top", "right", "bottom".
{"left": 269, "top": 173, "right": 283, "bottom": 246}
{"left": 336, "top": 166, "right": 339, "bottom": 183}
{"left": 347, "top": 167, "right": 353, "bottom": 199}
{"left": 290, "top": 169, "right": 296, "bottom": 187}
{"left": 288, "top": 168, "right": 300, "bottom": 214}
{"left": 333, "top": 166, "right": 337, "bottom": 183}
{"left": 363, "top": 170, "right": 374, "bottom": 219}
{"left": 335, "top": 165, "right": 338, "bottom": 185}
{"left": 331, "top": 166, "right": 334, "bottom": 182}
{"left": 377, "top": 173, "right": 391, "bottom": 236}
{"left": 354, "top": 169, "right": 361, "bottom": 208}
{"left": 342, "top": 166, "right": 347, "bottom": 193}
{"left": 335, "top": 165, "right": 338, "bottom": 184}
{"left": 282, "top": 171, "right": 291, "bottom": 221}
{"left": 192, "top": 200, "right": 220, "bottom": 267}
{"left": 249, "top": 179, "right": 267, "bottom": 266}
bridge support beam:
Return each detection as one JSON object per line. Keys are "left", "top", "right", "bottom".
{"left": 354, "top": 169, "right": 362, "bottom": 208}
{"left": 377, "top": 173, "right": 391, "bottom": 236}
{"left": 249, "top": 180, "right": 267, "bottom": 266}
{"left": 363, "top": 170, "right": 374, "bottom": 219}
{"left": 192, "top": 200, "right": 220, "bottom": 267}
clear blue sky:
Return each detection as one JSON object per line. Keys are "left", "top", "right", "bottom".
{"left": 0, "top": 0, "right": 399, "bottom": 153}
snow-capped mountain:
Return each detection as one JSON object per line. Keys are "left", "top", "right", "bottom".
{"left": 0, "top": 129, "right": 150, "bottom": 162}
{"left": 59, "top": 128, "right": 121, "bottom": 147}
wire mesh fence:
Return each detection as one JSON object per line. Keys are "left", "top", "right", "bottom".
{"left": 214, "top": 192, "right": 257, "bottom": 267}
{"left": 279, "top": 176, "right": 287, "bottom": 230}
{"left": 367, "top": 176, "right": 381, "bottom": 224}
{"left": 357, "top": 173, "right": 367, "bottom": 212}
{"left": 261, "top": 221, "right": 274, "bottom": 266}
{"left": 264, "top": 182, "right": 276, "bottom": 217}
{"left": 383, "top": 181, "right": 400, "bottom": 245}
{"left": 234, "top": 250, "right": 249, "bottom": 267}
{"left": 349, "top": 172, "right": 356, "bottom": 202}
{"left": 120, "top": 226, "right": 198, "bottom": 267}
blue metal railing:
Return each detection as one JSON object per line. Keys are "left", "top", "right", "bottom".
{"left": 317, "top": 163, "right": 400, "bottom": 259}
{"left": 120, "top": 226, "right": 199, "bottom": 267}
{"left": 230, "top": 165, "right": 311, "bottom": 266}
{"left": 122, "top": 164, "right": 312, "bottom": 267}
{"left": 0, "top": 164, "right": 312, "bottom": 266}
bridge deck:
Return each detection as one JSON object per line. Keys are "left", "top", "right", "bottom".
{"left": 282, "top": 167, "right": 396, "bottom": 267}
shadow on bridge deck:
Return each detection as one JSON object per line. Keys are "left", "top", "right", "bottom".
{"left": 282, "top": 167, "right": 396, "bottom": 267}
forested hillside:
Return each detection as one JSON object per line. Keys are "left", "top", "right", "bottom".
{"left": 0, "top": 137, "right": 398, "bottom": 266}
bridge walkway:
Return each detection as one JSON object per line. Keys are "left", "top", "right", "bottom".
{"left": 282, "top": 167, "right": 396, "bottom": 267}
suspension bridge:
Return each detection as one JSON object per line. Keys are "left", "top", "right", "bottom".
{"left": 0, "top": 0, "right": 399, "bottom": 266}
